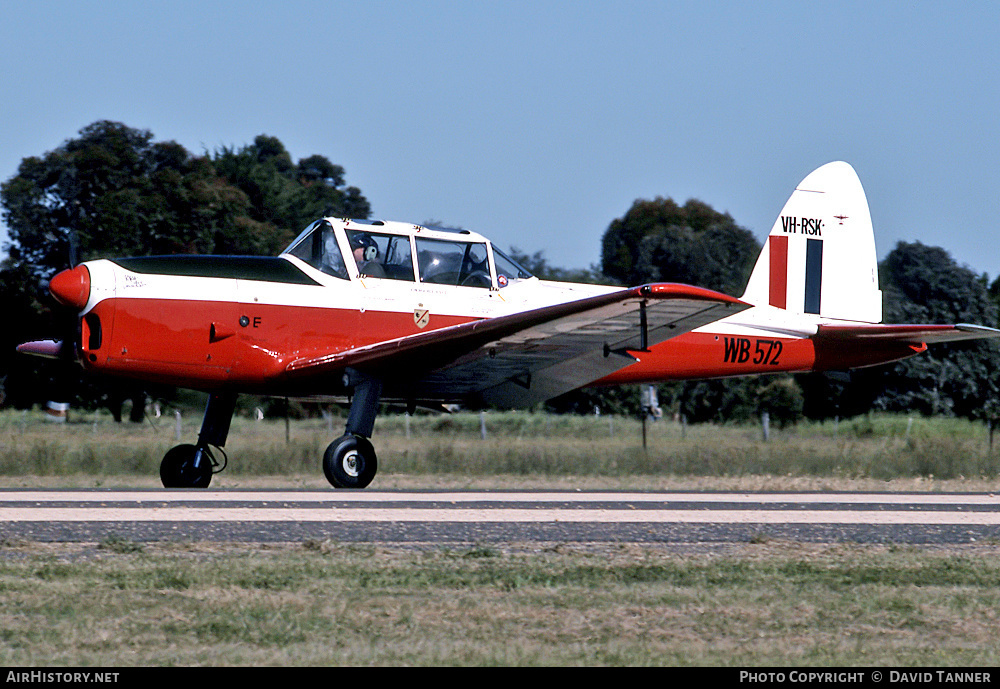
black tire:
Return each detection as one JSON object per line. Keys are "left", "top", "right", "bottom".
{"left": 160, "top": 444, "right": 214, "bottom": 488}
{"left": 323, "top": 435, "right": 377, "bottom": 489}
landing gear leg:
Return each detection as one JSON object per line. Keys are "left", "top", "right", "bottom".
{"left": 324, "top": 370, "right": 381, "bottom": 489}
{"left": 160, "top": 392, "right": 236, "bottom": 488}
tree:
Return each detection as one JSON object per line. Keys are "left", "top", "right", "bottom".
{"left": 864, "top": 242, "right": 1000, "bottom": 419}
{"left": 211, "top": 135, "right": 370, "bottom": 254}
{"left": 506, "top": 247, "right": 608, "bottom": 285}
{"left": 601, "top": 197, "right": 759, "bottom": 296}
{"left": 2, "top": 122, "right": 373, "bottom": 275}
{"left": 0, "top": 121, "right": 256, "bottom": 277}
{"left": 1, "top": 121, "right": 371, "bottom": 413}
{"left": 666, "top": 375, "right": 803, "bottom": 426}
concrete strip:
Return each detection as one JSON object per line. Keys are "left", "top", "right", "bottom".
{"left": 2, "top": 490, "right": 998, "bottom": 505}
{"left": 2, "top": 506, "right": 1000, "bottom": 525}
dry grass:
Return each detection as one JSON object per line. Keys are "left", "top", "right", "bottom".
{"left": 1, "top": 539, "right": 1000, "bottom": 666}
{"left": 1, "top": 408, "right": 999, "bottom": 491}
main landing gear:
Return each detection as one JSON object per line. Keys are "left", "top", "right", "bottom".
{"left": 158, "top": 372, "right": 384, "bottom": 489}
{"left": 323, "top": 371, "right": 382, "bottom": 489}
{"left": 160, "top": 392, "right": 235, "bottom": 489}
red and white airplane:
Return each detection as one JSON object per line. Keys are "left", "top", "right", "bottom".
{"left": 19, "top": 161, "right": 1000, "bottom": 488}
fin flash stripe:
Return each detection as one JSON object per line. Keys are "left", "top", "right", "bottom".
{"left": 768, "top": 236, "right": 788, "bottom": 309}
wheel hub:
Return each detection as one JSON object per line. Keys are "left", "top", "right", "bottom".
{"left": 342, "top": 450, "right": 360, "bottom": 477}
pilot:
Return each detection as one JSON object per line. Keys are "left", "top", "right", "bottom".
{"left": 349, "top": 232, "right": 386, "bottom": 278}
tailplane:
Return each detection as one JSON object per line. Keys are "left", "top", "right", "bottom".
{"left": 742, "top": 161, "right": 882, "bottom": 323}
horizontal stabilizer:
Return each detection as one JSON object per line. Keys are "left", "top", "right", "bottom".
{"left": 816, "top": 323, "right": 1000, "bottom": 345}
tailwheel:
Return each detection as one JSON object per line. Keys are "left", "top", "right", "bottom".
{"left": 323, "top": 434, "right": 377, "bottom": 489}
{"left": 160, "top": 444, "right": 215, "bottom": 488}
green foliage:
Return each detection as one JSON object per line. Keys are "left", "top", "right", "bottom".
{"left": 755, "top": 377, "right": 805, "bottom": 427}
{"left": 0, "top": 121, "right": 370, "bottom": 412}
{"left": 1, "top": 121, "right": 371, "bottom": 275}
{"left": 1, "top": 122, "right": 247, "bottom": 271}
{"left": 544, "top": 384, "right": 642, "bottom": 416}
{"left": 210, "top": 135, "right": 370, "bottom": 255}
{"left": 847, "top": 242, "right": 1000, "bottom": 420}
{"left": 600, "top": 197, "right": 759, "bottom": 295}
{"left": 506, "top": 247, "right": 610, "bottom": 285}
{"left": 657, "top": 375, "right": 803, "bottom": 426}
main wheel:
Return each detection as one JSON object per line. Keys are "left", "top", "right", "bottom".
{"left": 323, "top": 435, "right": 377, "bottom": 488}
{"left": 160, "top": 444, "right": 214, "bottom": 488}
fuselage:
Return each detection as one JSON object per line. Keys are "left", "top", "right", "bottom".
{"left": 51, "top": 218, "right": 921, "bottom": 402}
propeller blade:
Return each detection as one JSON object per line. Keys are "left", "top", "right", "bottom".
{"left": 16, "top": 340, "right": 65, "bottom": 359}
{"left": 68, "top": 230, "right": 79, "bottom": 268}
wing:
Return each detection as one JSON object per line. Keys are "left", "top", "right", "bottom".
{"left": 285, "top": 283, "right": 749, "bottom": 407}
{"left": 816, "top": 323, "right": 1000, "bottom": 344}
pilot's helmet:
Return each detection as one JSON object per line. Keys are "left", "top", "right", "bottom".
{"left": 349, "top": 232, "right": 378, "bottom": 261}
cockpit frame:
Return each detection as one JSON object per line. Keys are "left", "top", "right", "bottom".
{"left": 282, "top": 218, "right": 535, "bottom": 291}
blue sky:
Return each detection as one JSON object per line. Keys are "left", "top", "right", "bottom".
{"left": 2, "top": 1, "right": 999, "bottom": 283}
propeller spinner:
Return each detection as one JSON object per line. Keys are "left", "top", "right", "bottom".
{"left": 16, "top": 265, "right": 91, "bottom": 360}
{"left": 49, "top": 265, "right": 91, "bottom": 311}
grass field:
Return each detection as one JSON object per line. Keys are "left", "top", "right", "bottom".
{"left": 2, "top": 408, "right": 1000, "bottom": 666}
{"left": 2, "top": 540, "right": 1000, "bottom": 666}
{"left": 1, "top": 407, "right": 998, "bottom": 490}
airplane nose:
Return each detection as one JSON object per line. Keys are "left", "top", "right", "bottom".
{"left": 49, "top": 265, "right": 91, "bottom": 310}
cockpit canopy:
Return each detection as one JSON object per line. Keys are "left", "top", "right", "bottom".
{"left": 284, "top": 219, "right": 351, "bottom": 280}
{"left": 282, "top": 219, "right": 534, "bottom": 289}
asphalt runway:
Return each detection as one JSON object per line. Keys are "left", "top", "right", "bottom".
{"left": 2, "top": 489, "right": 1000, "bottom": 545}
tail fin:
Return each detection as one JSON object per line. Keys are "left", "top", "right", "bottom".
{"left": 741, "top": 161, "right": 882, "bottom": 323}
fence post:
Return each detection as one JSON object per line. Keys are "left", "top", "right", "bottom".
{"left": 175, "top": 410, "right": 182, "bottom": 442}
{"left": 762, "top": 411, "right": 770, "bottom": 442}
{"left": 480, "top": 411, "right": 487, "bottom": 440}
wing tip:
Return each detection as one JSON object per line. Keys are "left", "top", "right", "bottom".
{"left": 639, "top": 282, "right": 749, "bottom": 308}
